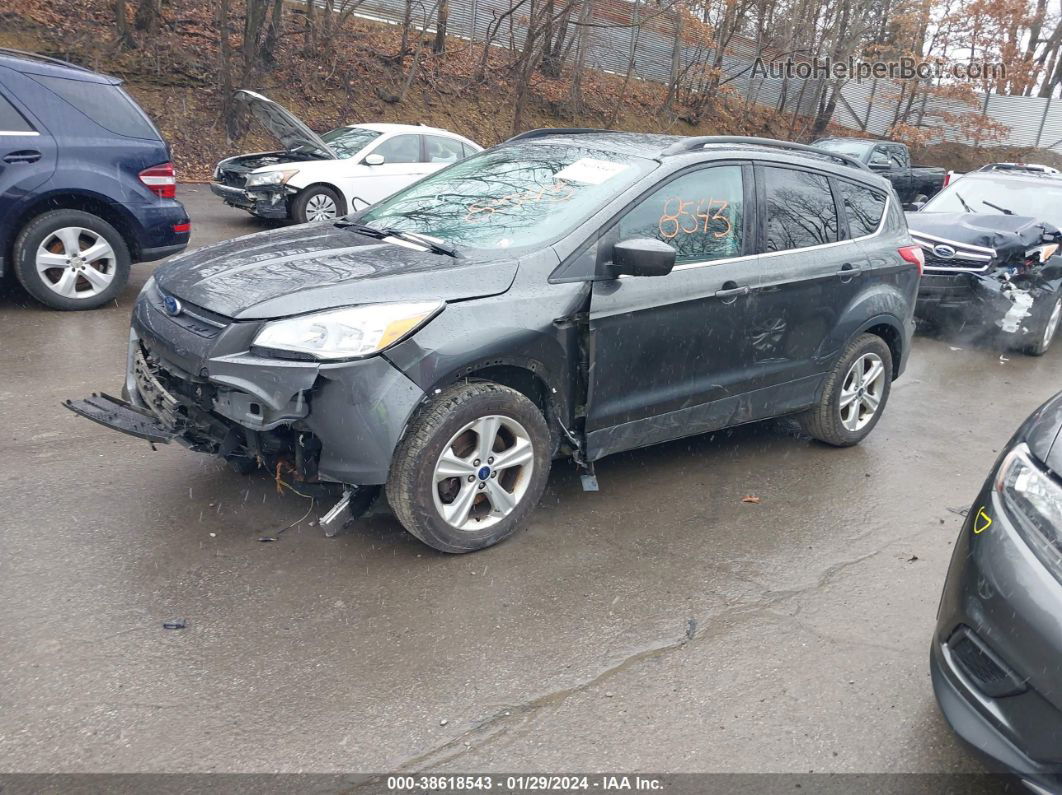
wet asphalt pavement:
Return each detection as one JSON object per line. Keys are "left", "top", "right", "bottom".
{"left": 1, "top": 185, "right": 1060, "bottom": 775}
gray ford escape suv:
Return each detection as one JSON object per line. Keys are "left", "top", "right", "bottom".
{"left": 67, "top": 132, "right": 921, "bottom": 553}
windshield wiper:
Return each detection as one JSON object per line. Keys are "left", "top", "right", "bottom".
{"left": 335, "top": 222, "right": 459, "bottom": 257}
{"left": 982, "top": 200, "right": 1015, "bottom": 215}
{"left": 954, "top": 192, "right": 976, "bottom": 213}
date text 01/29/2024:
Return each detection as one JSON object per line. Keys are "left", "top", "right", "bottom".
{"left": 385, "top": 775, "right": 664, "bottom": 791}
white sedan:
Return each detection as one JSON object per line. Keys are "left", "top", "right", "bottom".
{"left": 211, "top": 90, "right": 482, "bottom": 223}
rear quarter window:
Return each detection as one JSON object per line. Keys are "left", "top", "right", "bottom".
{"left": 0, "top": 92, "right": 34, "bottom": 133}
{"left": 762, "top": 166, "right": 839, "bottom": 251}
{"left": 837, "top": 180, "right": 887, "bottom": 237}
{"left": 30, "top": 75, "right": 159, "bottom": 140}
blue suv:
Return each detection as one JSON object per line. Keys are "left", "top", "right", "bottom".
{"left": 0, "top": 49, "right": 189, "bottom": 310}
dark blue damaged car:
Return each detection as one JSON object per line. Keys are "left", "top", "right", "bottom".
{"left": 66, "top": 132, "right": 920, "bottom": 553}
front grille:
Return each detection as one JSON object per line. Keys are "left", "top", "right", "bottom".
{"left": 948, "top": 626, "right": 1026, "bottom": 698}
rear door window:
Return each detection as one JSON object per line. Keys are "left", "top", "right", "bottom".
{"left": 30, "top": 75, "right": 158, "bottom": 139}
{"left": 371, "top": 134, "right": 422, "bottom": 164}
{"left": 837, "top": 180, "right": 887, "bottom": 238}
{"left": 424, "top": 135, "right": 464, "bottom": 164}
{"left": 0, "top": 92, "right": 34, "bottom": 133}
{"left": 762, "top": 166, "right": 839, "bottom": 252}
{"left": 616, "top": 165, "right": 745, "bottom": 264}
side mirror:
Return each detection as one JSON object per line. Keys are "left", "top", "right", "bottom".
{"left": 868, "top": 161, "right": 889, "bottom": 171}
{"left": 364, "top": 153, "right": 385, "bottom": 166}
{"left": 611, "top": 238, "right": 676, "bottom": 278}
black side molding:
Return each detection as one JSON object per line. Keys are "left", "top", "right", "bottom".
{"left": 63, "top": 392, "right": 176, "bottom": 444}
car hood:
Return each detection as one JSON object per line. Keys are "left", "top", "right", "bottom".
{"left": 153, "top": 224, "right": 518, "bottom": 320}
{"left": 907, "top": 212, "right": 1060, "bottom": 260}
{"left": 1022, "top": 391, "right": 1062, "bottom": 476}
{"left": 234, "top": 89, "right": 336, "bottom": 159}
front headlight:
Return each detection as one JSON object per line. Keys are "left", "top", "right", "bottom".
{"left": 253, "top": 302, "right": 442, "bottom": 361}
{"left": 995, "top": 443, "right": 1062, "bottom": 574}
{"left": 245, "top": 169, "right": 299, "bottom": 188}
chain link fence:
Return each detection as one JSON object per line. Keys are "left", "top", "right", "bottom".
{"left": 341, "top": 0, "right": 1057, "bottom": 150}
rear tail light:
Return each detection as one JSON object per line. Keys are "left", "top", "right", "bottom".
{"left": 943, "top": 172, "right": 952, "bottom": 187}
{"left": 139, "top": 162, "right": 176, "bottom": 199}
{"left": 173, "top": 222, "right": 190, "bottom": 234}
{"left": 898, "top": 244, "right": 925, "bottom": 275}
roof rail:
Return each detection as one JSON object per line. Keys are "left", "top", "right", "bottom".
{"left": 661, "top": 136, "right": 869, "bottom": 171}
{"left": 504, "top": 128, "right": 618, "bottom": 144}
{"left": 0, "top": 47, "right": 94, "bottom": 73}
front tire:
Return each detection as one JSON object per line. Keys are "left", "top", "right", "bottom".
{"left": 291, "top": 185, "right": 346, "bottom": 223}
{"left": 13, "top": 209, "right": 131, "bottom": 310}
{"left": 387, "top": 382, "right": 551, "bottom": 553}
{"left": 1025, "top": 295, "right": 1061, "bottom": 356}
{"left": 799, "top": 333, "right": 893, "bottom": 447}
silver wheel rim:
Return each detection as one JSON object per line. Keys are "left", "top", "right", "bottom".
{"left": 432, "top": 414, "right": 535, "bottom": 531}
{"left": 35, "top": 227, "right": 116, "bottom": 299}
{"left": 839, "top": 352, "right": 886, "bottom": 432}
{"left": 305, "top": 193, "right": 337, "bottom": 221}
{"left": 1044, "top": 300, "right": 1061, "bottom": 348}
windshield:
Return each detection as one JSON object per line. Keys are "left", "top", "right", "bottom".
{"left": 319, "top": 126, "right": 383, "bottom": 159}
{"left": 921, "top": 176, "right": 1062, "bottom": 225}
{"left": 815, "top": 140, "right": 873, "bottom": 159}
{"left": 358, "top": 143, "right": 656, "bottom": 251}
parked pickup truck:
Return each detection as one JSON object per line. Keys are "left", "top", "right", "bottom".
{"left": 814, "top": 138, "right": 946, "bottom": 206}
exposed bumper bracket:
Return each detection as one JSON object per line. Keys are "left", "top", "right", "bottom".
{"left": 63, "top": 392, "right": 176, "bottom": 444}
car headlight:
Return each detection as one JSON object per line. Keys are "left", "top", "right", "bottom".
{"left": 253, "top": 302, "right": 442, "bottom": 361}
{"left": 245, "top": 169, "right": 299, "bottom": 188}
{"left": 995, "top": 443, "right": 1062, "bottom": 574}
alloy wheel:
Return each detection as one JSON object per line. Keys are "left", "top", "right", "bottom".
{"left": 432, "top": 414, "right": 535, "bottom": 531}
{"left": 35, "top": 227, "right": 117, "bottom": 300}
{"left": 305, "top": 194, "right": 337, "bottom": 221}
{"left": 1044, "top": 299, "right": 1061, "bottom": 349}
{"left": 839, "top": 352, "right": 886, "bottom": 432}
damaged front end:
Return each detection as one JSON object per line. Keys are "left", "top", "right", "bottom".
{"left": 65, "top": 276, "right": 427, "bottom": 499}
{"left": 909, "top": 213, "right": 1062, "bottom": 344}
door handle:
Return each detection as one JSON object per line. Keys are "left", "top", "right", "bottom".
{"left": 836, "top": 263, "right": 862, "bottom": 282}
{"left": 714, "top": 282, "right": 750, "bottom": 303}
{"left": 2, "top": 150, "right": 41, "bottom": 164}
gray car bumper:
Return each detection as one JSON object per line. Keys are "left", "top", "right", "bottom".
{"left": 932, "top": 484, "right": 1062, "bottom": 787}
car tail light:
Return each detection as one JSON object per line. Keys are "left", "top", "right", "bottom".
{"left": 173, "top": 222, "right": 190, "bottom": 234}
{"left": 139, "top": 162, "right": 176, "bottom": 199}
{"left": 943, "top": 172, "right": 952, "bottom": 187}
{"left": 898, "top": 244, "right": 924, "bottom": 275}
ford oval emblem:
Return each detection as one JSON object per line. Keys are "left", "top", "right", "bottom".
{"left": 932, "top": 244, "right": 956, "bottom": 259}
{"left": 162, "top": 294, "right": 182, "bottom": 317}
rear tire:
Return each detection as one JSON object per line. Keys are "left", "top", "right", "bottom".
{"left": 291, "top": 186, "right": 346, "bottom": 223}
{"left": 1025, "top": 295, "right": 1061, "bottom": 356}
{"left": 13, "top": 209, "right": 131, "bottom": 310}
{"left": 799, "top": 333, "right": 893, "bottom": 447}
{"left": 387, "top": 382, "right": 551, "bottom": 553}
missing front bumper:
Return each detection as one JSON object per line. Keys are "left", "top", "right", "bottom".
{"left": 64, "top": 392, "right": 176, "bottom": 444}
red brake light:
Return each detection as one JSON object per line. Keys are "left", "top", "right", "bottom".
{"left": 140, "top": 162, "right": 176, "bottom": 199}
{"left": 898, "top": 244, "right": 924, "bottom": 275}
{"left": 943, "top": 172, "right": 952, "bottom": 187}
{"left": 172, "top": 222, "right": 191, "bottom": 234}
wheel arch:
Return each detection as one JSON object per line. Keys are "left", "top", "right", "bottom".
{"left": 856, "top": 315, "right": 905, "bottom": 380}
{"left": 4, "top": 190, "right": 141, "bottom": 264}
{"left": 294, "top": 181, "right": 348, "bottom": 214}
{"left": 432, "top": 358, "right": 570, "bottom": 455}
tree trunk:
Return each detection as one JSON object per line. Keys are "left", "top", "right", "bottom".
{"left": 661, "top": 3, "right": 683, "bottom": 113}
{"left": 134, "top": 0, "right": 161, "bottom": 36}
{"left": 115, "top": 0, "right": 136, "bottom": 48}
{"left": 219, "top": 0, "right": 236, "bottom": 139}
{"left": 432, "top": 0, "right": 449, "bottom": 54}
{"left": 263, "top": 0, "right": 284, "bottom": 68}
